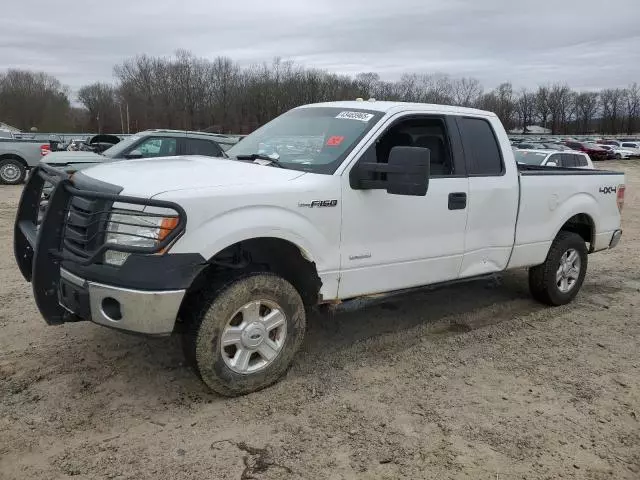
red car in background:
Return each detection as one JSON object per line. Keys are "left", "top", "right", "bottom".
{"left": 563, "top": 141, "right": 611, "bottom": 161}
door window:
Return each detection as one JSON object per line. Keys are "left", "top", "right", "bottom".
{"left": 134, "top": 137, "right": 177, "bottom": 158}
{"left": 372, "top": 117, "right": 455, "bottom": 177}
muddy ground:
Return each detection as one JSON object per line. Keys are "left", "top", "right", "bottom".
{"left": 1, "top": 161, "right": 639, "bottom": 479}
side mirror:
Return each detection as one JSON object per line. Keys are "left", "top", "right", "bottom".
{"left": 125, "top": 149, "right": 143, "bottom": 159}
{"left": 350, "top": 146, "right": 430, "bottom": 196}
{"left": 547, "top": 160, "right": 558, "bottom": 167}
{"left": 386, "top": 146, "right": 430, "bottom": 196}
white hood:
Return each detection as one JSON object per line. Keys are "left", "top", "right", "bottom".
{"left": 81, "top": 155, "right": 306, "bottom": 197}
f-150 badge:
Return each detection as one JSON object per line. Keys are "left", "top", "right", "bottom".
{"left": 298, "top": 200, "right": 338, "bottom": 208}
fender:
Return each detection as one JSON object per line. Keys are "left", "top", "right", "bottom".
{"left": 0, "top": 151, "right": 28, "bottom": 164}
{"left": 168, "top": 204, "right": 341, "bottom": 298}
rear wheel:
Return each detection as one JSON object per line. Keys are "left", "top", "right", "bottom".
{"left": 0, "top": 158, "right": 26, "bottom": 185}
{"left": 183, "top": 273, "right": 306, "bottom": 396}
{"left": 529, "top": 231, "right": 588, "bottom": 306}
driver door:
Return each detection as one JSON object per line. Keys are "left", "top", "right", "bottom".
{"left": 338, "top": 114, "right": 469, "bottom": 298}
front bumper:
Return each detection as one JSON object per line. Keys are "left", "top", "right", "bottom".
{"left": 60, "top": 269, "right": 185, "bottom": 335}
{"left": 14, "top": 165, "right": 204, "bottom": 334}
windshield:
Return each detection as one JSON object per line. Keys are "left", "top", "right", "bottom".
{"left": 226, "top": 107, "right": 384, "bottom": 174}
{"left": 101, "top": 134, "right": 142, "bottom": 158}
{"left": 514, "top": 150, "right": 548, "bottom": 165}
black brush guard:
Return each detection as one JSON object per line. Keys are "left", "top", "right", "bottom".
{"left": 14, "top": 164, "right": 187, "bottom": 325}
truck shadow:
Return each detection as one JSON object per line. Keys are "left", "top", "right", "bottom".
{"left": 75, "top": 270, "right": 557, "bottom": 398}
{"left": 299, "top": 270, "right": 536, "bottom": 359}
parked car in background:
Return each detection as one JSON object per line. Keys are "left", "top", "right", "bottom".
{"left": 563, "top": 141, "right": 609, "bottom": 161}
{"left": 597, "top": 139, "right": 621, "bottom": 147}
{"left": 598, "top": 145, "right": 640, "bottom": 159}
{"left": 205, "top": 133, "right": 243, "bottom": 152}
{"left": 42, "top": 129, "right": 227, "bottom": 175}
{"left": 588, "top": 143, "right": 616, "bottom": 160}
{"left": 64, "top": 134, "right": 121, "bottom": 153}
{"left": 514, "top": 149, "right": 593, "bottom": 169}
{"left": 515, "top": 142, "right": 576, "bottom": 152}
{"left": 0, "top": 134, "right": 64, "bottom": 184}
{"left": 620, "top": 141, "right": 640, "bottom": 152}
{"left": 513, "top": 142, "right": 540, "bottom": 149}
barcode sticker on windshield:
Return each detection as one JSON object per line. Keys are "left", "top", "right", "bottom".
{"left": 335, "top": 111, "right": 375, "bottom": 122}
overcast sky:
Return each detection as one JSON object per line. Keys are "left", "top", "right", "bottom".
{"left": 2, "top": 0, "right": 639, "bottom": 97}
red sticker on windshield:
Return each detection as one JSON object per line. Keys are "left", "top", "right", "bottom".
{"left": 326, "top": 135, "right": 345, "bottom": 146}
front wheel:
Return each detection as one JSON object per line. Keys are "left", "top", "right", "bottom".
{"left": 0, "top": 158, "right": 26, "bottom": 185}
{"left": 183, "top": 273, "right": 306, "bottom": 396}
{"left": 529, "top": 231, "right": 588, "bottom": 306}
{"left": 615, "top": 153, "right": 622, "bottom": 160}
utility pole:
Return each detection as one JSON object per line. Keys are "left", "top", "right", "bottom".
{"left": 126, "top": 103, "right": 130, "bottom": 134}
{"left": 119, "top": 103, "right": 124, "bottom": 134}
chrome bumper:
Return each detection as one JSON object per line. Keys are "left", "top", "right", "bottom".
{"left": 61, "top": 269, "right": 185, "bottom": 335}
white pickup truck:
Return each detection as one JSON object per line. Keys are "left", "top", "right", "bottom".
{"left": 15, "top": 101, "right": 625, "bottom": 396}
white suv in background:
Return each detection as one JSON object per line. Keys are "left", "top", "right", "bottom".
{"left": 619, "top": 142, "right": 640, "bottom": 157}
{"left": 514, "top": 149, "right": 593, "bottom": 169}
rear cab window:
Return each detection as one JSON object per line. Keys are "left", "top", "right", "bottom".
{"left": 457, "top": 117, "right": 504, "bottom": 175}
{"left": 561, "top": 154, "right": 579, "bottom": 168}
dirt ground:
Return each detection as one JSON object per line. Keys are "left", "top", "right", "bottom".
{"left": 1, "top": 161, "right": 639, "bottom": 480}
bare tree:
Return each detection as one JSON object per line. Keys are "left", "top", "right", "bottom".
{"left": 534, "top": 86, "right": 551, "bottom": 129}
{"left": 77, "top": 83, "right": 119, "bottom": 133}
{"left": 515, "top": 88, "right": 536, "bottom": 134}
{"left": 477, "top": 83, "right": 515, "bottom": 129}
{"left": 600, "top": 88, "right": 627, "bottom": 134}
{"left": 624, "top": 83, "right": 640, "bottom": 134}
{"left": 574, "top": 92, "right": 599, "bottom": 134}
{"left": 546, "top": 84, "right": 572, "bottom": 135}
{"left": 2, "top": 50, "right": 638, "bottom": 135}
{"left": 451, "top": 77, "right": 483, "bottom": 107}
{"left": 0, "top": 69, "right": 71, "bottom": 131}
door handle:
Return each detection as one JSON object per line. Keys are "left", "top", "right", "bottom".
{"left": 448, "top": 192, "right": 467, "bottom": 210}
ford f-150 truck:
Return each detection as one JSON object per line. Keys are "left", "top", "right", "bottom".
{"left": 15, "top": 101, "right": 625, "bottom": 396}
{"left": 0, "top": 134, "right": 63, "bottom": 184}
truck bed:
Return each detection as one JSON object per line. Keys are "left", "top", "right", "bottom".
{"left": 508, "top": 166, "right": 625, "bottom": 269}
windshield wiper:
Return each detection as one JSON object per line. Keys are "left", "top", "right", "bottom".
{"left": 235, "top": 153, "right": 287, "bottom": 169}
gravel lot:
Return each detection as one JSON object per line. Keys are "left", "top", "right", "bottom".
{"left": 1, "top": 161, "right": 639, "bottom": 479}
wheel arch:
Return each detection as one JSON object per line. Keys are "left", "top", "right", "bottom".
{"left": 181, "top": 236, "right": 323, "bottom": 318}
{"left": 554, "top": 212, "right": 596, "bottom": 252}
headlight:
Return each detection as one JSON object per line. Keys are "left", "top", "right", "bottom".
{"left": 104, "top": 210, "right": 179, "bottom": 266}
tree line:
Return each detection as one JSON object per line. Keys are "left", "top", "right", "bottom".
{"left": 1, "top": 50, "right": 639, "bottom": 136}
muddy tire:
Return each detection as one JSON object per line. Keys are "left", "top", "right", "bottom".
{"left": 0, "top": 158, "right": 26, "bottom": 185}
{"left": 529, "top": 231, "right": 588, "bottom": 306}
{"left": 182, "top": 273, "right": 306, "bottom": 396}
